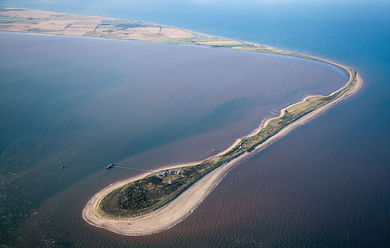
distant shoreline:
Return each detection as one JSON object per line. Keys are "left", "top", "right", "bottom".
{"left": 0, "top": 7, "right": 362, "bottom": 236}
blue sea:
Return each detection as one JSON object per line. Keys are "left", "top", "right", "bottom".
{"left": 1, "top": 1, "right": 390, "bottom": 247}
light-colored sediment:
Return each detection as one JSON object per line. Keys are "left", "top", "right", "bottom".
{"left": 83, "top": 71, "right": 362, "bottom": 236}
{"left": 1, "top": 4, "right": 364, "bottom": 238}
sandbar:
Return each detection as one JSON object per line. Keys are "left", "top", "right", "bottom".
{"left": 83, "top": 71, "right": 362, "bottom": 236}
{"left": 0, "top": 6, "right": 363, "bottom": 237}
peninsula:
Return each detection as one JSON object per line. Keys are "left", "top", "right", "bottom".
{"left": 0, "top": 7, "right": 362, "bottom": 236}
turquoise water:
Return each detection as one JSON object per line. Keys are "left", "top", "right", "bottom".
{"left": 1, "top": 1, "right": 390, "bottom": 247}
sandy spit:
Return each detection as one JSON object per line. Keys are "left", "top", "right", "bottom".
{"left": 83, "top": 71, "right": 362, "bottom": 236}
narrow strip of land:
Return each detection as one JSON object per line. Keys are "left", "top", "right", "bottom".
{"left": 82, "top": 71, "right": 361, "bottom": 235}
{"left": 0, "top": 7, "right": 363, "bottom": 236}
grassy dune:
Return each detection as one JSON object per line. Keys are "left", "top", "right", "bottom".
{"left": 0, "top": 7, "right": 359, "bottom": 220}
{"left": 97, "top": 68, "right": 357, "bottom": 219}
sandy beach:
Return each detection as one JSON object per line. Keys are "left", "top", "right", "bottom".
{"left": 2, "top": 7, "right": 363, "bottom": 236}
{"left": 82, "top": 69, "right": 362, "bottom": 236}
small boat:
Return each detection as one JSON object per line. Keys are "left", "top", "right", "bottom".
{"left": 106, "top": 164, "right": 114, "bottom": 169}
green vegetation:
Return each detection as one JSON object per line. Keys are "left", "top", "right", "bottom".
{"left": 23, "top": 28, "right": 41, "bottom": 32}
{"left": 160, "top": 39, "right": 196, "bottom": 45}
{"left": 209, "top": 45, "right": 248, "bottom": 48}
{"left": 0, "top": 7, "right": 359, "bottom": 221}
{"left": 114, "top": 23, "right": 148, "bottom": 29}
{"left": 97, "top": 161, "right": 225, "bottom": 218}
{"left": 97, "top": 67, "right": 357, "bottom": 219}
{"left": 98, "top": 171, "right": 198, "bottom": 218}
{"left": 0, "top": 8, "right": 25, "bottom": 12}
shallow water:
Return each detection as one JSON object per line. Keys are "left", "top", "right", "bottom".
{"left": 0, "top": 31, "right": 346, "bottom": 246}
{"left": 1, "top": 1, "right": 390, "bottom": 247}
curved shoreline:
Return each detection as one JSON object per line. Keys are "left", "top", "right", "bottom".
{"left": 83, "top": 64, "right": 362, "bottom": 235}
{"left": 13, "top": 2, "right": 361, "bottom": 237}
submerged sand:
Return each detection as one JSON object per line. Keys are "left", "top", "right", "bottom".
{"left": 82, "top": 73, "right": 362, "bottom": 236}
